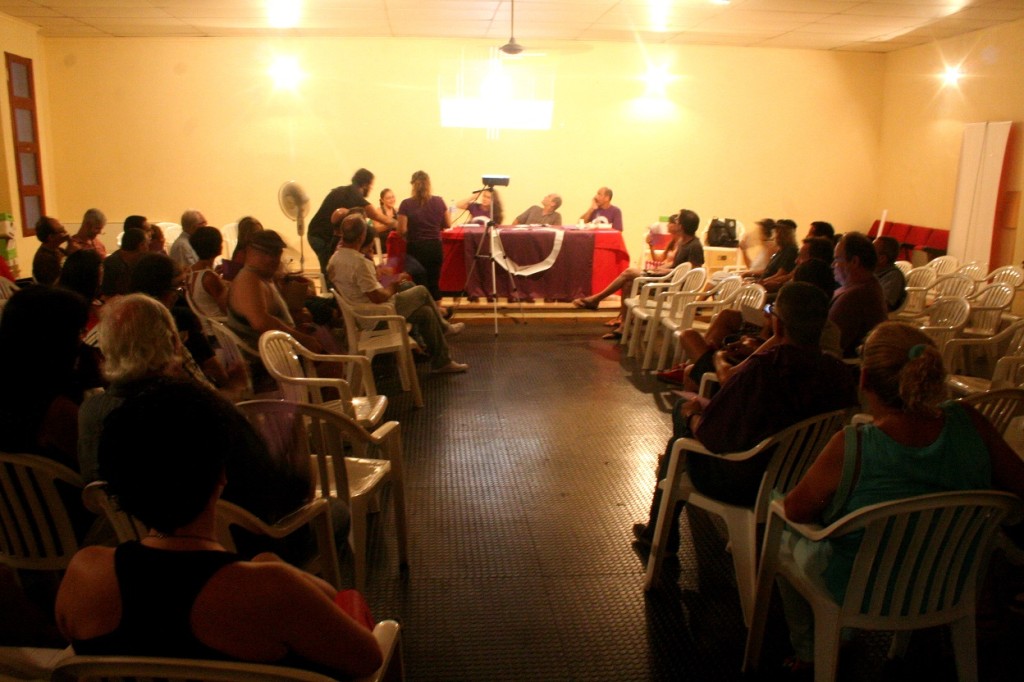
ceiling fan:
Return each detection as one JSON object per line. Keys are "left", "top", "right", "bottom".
{"left": 499, "top": 0, "right": 524, "bottom": 55}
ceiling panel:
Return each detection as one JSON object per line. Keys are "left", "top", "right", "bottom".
{"left": 0, "top": 0, "right": 1018, "bottom": 52}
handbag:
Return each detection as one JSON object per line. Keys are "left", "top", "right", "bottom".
{"left": 706, "top": 218, "right": 739, "bottom": 248}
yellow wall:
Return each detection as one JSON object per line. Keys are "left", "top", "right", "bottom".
{"left": 877, "top": 19, "right": 1024, "bottom": 264}
{"left": 23, "top": 35, "right": 884, "bottom": 262}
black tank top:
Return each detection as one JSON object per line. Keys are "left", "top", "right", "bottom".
{"left": 72, "top": 542, "right": 242, "bottom": 659}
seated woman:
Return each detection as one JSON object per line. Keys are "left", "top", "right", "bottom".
{"left": 573, "top": 209, "right": 701, "bottom": 339}
{"left": 778, "top": 322, "right": 1024, "bottom": 674}
{"left": 744, "top": 219, "right": 797, "bottom": 280}
{"left": 188, "top": 226, "right": 229, "bottom": 322}
{"left": 56, "top": 380, "right": 381, "bottom": 677}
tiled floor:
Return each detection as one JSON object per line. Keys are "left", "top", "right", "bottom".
{"left": 356, "top": 319, "right": 1024, "bottom": 681}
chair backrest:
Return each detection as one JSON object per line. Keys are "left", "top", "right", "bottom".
{"left": 155, "top": 222, "right": 182, "bottom": 247}
{"left": 82, "top": 481, "right": 146, "bottom": 543}
{"left": 258, "top": 330, "right": 356, "bottom": 414}
{"left": 830, "top": 491, "right": 1020, "bottom": 626}
{"left": 930, "top": 274, "right": 975, "bottom": 298}
{"left": 0, "top": 451, "right": 84, "bottom": 571}
{"left": 207, "top": 319, "right": 255, "bottom": 398}
{"left": 904, "top": 266, "right": 937, "bottom": 289}
{"left": 923, "top": 296, "right": 970, "bottom": 328}
{"left": 710, "top": 275, "right": 742, "bottom": 302}
{"left": 754, "top": 409, "right": 849, "bottom": 522}
{"left": 677, "top": 267, "right": 707, "bottom": 294}
{"left": 955, "top": 262, "right": 986, "bottom": 282}
{"left": 926, "top": 254, "right": 960, "bottom": 276}
{"left": 966, "top": 282, "right": 1014, "bottom": 335}
{"left": 986, "top": 264, "right": 1024, "bottom": 290}
{"left": 894, "top": 261, "right": 912, "bottom": 276}
{"left": 728, "top": 283, "right": 767, "bottom": 313}
{"left": 959, "top": 388, "right": 1024, "bottom": 435}
{"left": 235, "top": 400, "right": 400, "bottom": 502}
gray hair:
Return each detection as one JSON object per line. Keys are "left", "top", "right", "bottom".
{"left": 82, "top": 208, "right": 106, "bottom": 228}
{"left": 180, "top": 209, "right": 205, "bottom": 233}
{"left": 549, "top": 194, "right": 562, "bottom": 209}
{"left": 99, "top": 294, "right": 182, "bottom": 383}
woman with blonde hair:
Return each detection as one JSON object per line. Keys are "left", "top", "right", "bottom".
{"left": 398, "top": 170, "right": 450, "bottom": 300}
{"left": 778, "top": 321, "right": 1024, "bottom": 673}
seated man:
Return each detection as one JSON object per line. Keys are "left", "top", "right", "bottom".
{"left": 328, "top": 214, "right": 468, "bottom": 374}
{"left": 830, "top": 231, "right": 887, "bottom": 357}
{"left": 226, "top": 230, "right": 324, "bottom": 353}
{"left": 514, "top": 194, "right": 563, "bottom": 226}
{"left": 634, "top": 282, "right": 858, "bottom": 552}
{"left": 101, "top": 228, "right": 148, "bottom": 298}
{"left": 873, "top": 235, "right": 907, "bottom": 311}
{"left": 32, "top": 215, "right": 69, "bottom": 286}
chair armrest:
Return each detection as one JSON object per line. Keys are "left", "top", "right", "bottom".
{"left": 354, "top": 620, "right": 402, "bottom": 682}
{"left": 369, "top": 420, "right": 401, "bottom": 442}
{"left": 765, "top": 498, "right": 830, "bottom": 541}
{"left": 216, "top": 498, "right": 331, "bottom": 541}
{"left": 698, "top": 371, "right": 719, "bottom": 398}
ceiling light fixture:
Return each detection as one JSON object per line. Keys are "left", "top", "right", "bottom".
{"left": 500, "top": 0, "right": 524, "bottom": 55}
{"left": 942, "top": 64, "right": 964, "bottom": 86}
{"left": 268, "top": 0, "right": 301, "bottom": 29}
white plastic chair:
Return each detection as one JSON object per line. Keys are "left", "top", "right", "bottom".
{"left": 962, "top": 282, "right": 1014, "bottom": 337}
{"left": 333, "top": 291, "right": 424, "bottom": 408}
{"left": 917, "top": 296, "right": 970, "bottom": 354}
{"left": 945, "top": 319, "right": 1024, "bottom": 395}
{"left": 655, "top": 276, "right": 742, "bottom": 371}
{"left": 51, "top": 619, "right": 403, "bottom": 682}
{"left": 0, "top": 451, "right": 84, "bottom": 573}
{"left": 643, "top": 409, "right": 849, "bottom": 627}
{"left": 258, "top": 330, "right": 387, "bottom": 430}
{"left": 743, "top": 491, "right": 1022, "bottom": 682}
{"left": 893, "top": 260, "right": 912, "bottom": 276}
{"left": 155, "top": 221, "right": 182, "bottom": 248}
{"left": 663, "top": 282, "right": 766, "bottom": 370}
{"left": 236, "top": 400, "right": 408, "bottom": 591}
{"left": 619, "top": 263, "right": 692, "bottom": 354}
{"left": 925, "top": 254, "right": 960, "bottom": 276}
{"left": 633, "top": 267, "right": 708, "bottom": 368}
{"left": 985, "top": 264, "right": 1024, "bottom": 291}
{"left": 892, "top": 266, "right": 937, "bottom": 320}
{"left": 959, "top": 388, "right": 1024, "bottom": 437}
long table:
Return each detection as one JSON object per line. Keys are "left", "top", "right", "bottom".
{"left": 438, "top": 226, "right": 630, "bottom": 301}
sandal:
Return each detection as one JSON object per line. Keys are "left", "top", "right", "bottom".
{"left": 572, "top": 298, "right": 599, "bottom": 310}
{"left": 604, "top": 316, "right": 622, "bottom": 327}
{"left": 602, "top": 330, "right": 622, "bottom": 340}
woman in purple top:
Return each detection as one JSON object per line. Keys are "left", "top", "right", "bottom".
{"left": 456, "top": 188, "right": 504, "bottom": 226}
{"left": 398, "top": 170, "right": 450, "bottom": 300}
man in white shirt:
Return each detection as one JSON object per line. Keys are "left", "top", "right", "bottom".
{"left": 169, "top": 208, "right": 207, "bottom": 267}
{"left": 328, "top": 215, "right": 468, "bottom": 374}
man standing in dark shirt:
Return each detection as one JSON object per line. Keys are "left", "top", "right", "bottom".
{"left": 633, "top": 282, "right": 858, "bottom": 552}
{"left": 308, "top": 168, "right": 398, "bottom": 274}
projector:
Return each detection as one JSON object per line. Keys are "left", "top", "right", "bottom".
{"left": 482, "top": 175, "right": 510, "bottom": 187}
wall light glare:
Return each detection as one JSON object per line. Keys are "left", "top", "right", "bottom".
{"left": 941, "top": 64, "right": 964, "bottom": 86}
{"left": 268, "top": 55, "right": 305, "bottom": 90}
{"left": 268, "top": 0, "right": 301, "bottom": 29}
